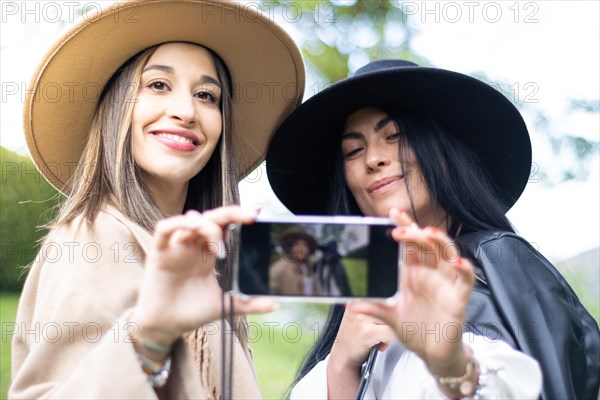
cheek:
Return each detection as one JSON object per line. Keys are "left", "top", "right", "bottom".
{"left": 407, "top": 174, "right": 430, "bottom": 204}
{"left": 343, "top": 164, "right": 361, "bottom": 194}
{"left": 204, "top": 109, "right": 223, "bottom": 141}
{"left": 131, "top": 92, "right": 154, "bottom": 125}
{"left": 130, "top": 109, "right": 148, "bottom": 153}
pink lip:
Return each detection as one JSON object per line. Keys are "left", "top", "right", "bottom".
{"left": 149, "top": 128, "right": 201, "bottom": 152}
{"left": 368, "top": 176, "right": 403, "bottom": 195}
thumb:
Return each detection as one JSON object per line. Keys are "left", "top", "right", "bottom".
{"left": 227, "top": 295, "right": 278, "bottom": 316}
{"left": 347, "top": 300, "right": 396, "bottom": 326}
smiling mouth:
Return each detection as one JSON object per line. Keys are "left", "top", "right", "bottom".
{"left": 368, "top": 176, "right": 403, "bottom": 194}
{"left": 153, "top": 132, "right": 199, "bottom": 146}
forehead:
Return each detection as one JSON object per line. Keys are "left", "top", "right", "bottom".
{"left": 145, "top": 42, "right": 217, "bottom": 73}
{"left": 344, "top": 107, "right": 392, "bottom": 132}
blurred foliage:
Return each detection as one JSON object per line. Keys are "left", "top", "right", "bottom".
{"left": 1, "top": 293, "right": 19, "bottom": 399}
{"left": 264, "top": 0, "right": 599, "bottom": 185}
{"left": 0, "top": 147, "right": 63, "bottom": 291}
{"left": 570, "top": 99, "right": 600, "bottom": 113}
{"left": 268, "top": 0, "right": 428, "bottom": 83}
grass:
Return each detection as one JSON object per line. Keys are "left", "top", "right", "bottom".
{"left": 1, "top": 293, "right": 19, "bottom": 400}
{"left": 342, "top": 258, "right": 367, "bottom": 296}
{"left": 248, "top": 303, "right": 329, "bottom": 399}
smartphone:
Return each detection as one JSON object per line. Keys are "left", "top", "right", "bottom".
{"left": 231, "top": 215, "right": 400, "bottom": 302}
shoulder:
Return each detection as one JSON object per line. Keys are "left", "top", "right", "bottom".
{"left": 270, "top": 258, "right": 290, "bottom": 272}
{"left": 456, "top": 230, "right": 532, "bottom": 251}
{"left": 48, "top": 206, "right": 152, "bottom": 256}
{"left": 456, "top": 230, "right": 548, "bottom": 269}
{"left": 23, "top": 207, "right": 151, "bottom": 320}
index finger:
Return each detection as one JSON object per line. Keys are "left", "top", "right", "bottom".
{"left": 389, "top": 208, "right": 417, "bottom": 228}
{"left": 194, "top": 206, "right": 259, "bottom": 228}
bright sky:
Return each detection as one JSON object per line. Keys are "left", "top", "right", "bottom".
{"left": 407, "top": 1, "right": 600, "bottom": 263}
{"left": 1, "top": 1, "right": 598, "bottom": 262}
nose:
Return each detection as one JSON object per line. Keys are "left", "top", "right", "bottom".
{"left": 167, "top": 91, "right": 196, "bottom": 124}
{"left": 365, "top": 147, "right": 391, "bottom": 172}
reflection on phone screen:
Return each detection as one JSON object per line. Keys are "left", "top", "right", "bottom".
{"left": 237, "top": 222, "right": 399, "bottom": 299}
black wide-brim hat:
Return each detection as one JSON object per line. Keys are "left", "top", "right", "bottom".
{"left": 266, "top": 59, "right": 531, "bottom": 215}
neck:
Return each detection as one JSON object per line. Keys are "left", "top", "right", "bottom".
{"left": 415, "top": 206, "right": 450, "bottom": 234}
{"left": 143, "top": 175, "right": 189, "bottom": 217}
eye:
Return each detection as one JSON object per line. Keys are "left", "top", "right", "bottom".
{"left": 386, "top": 132, "right": 401, "bottom": 141}
{"left": 195, "top": 90, "right": 218, "bottom": 104}
{"left": 343, "top": 147, "right": 364, "bottom": 159}
{"left": 147, "top": 80, "right": 170, "bottom": 92}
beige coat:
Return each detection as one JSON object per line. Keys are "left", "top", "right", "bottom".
{"left": 268, "top": 258, "right": 315, "bottom": 296}
{"left": 10, "top": 206, "right": 261, "bottom": 399}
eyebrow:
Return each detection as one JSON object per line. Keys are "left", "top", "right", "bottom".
{"left": 142, "top": 64, "right": 221, "bottom": 88}
{"left": 374, "top": 116, "right": 393, "bottom": 132}
{"left": 142, "top": 64, "right": 174, "bottom": 74}
{"left": 342, "top": 116, "right": 393, "bottom": 141}
{"left": 341, "top": 131, "right": 363, "bottom": 141}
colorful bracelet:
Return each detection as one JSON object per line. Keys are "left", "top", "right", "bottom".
{"left": 140, "top": 339, "right": 172, "bottom": 354}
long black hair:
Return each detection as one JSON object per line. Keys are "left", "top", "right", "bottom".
{"left": 293, "top": 109, "right": 516, "bottom": 386}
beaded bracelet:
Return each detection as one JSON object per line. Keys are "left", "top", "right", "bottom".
{"left": 436, "top": 349, "right": 479, "bottom": 398}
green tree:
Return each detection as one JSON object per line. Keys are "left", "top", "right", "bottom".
{"left": 265, "top": 0, "right": 599, "bottom": 184}
{"left": 0, "top": 147, "right": 63, "bottom": 291}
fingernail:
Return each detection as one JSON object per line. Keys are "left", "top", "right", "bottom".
{"left": 394, "top": 227, "right": 406, "bottom": 235}
{"left": 424, "top": 226, "right": 438, "bottom": 234}
{"left": 244, "top": 207, "right": 261, "bottom": 219}
{"left": 217, "top": 241, "right": 227, "bottom": 260}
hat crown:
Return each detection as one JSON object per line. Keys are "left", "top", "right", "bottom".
{"left": 354, "top": 59, "right": 419, "bottom": 76}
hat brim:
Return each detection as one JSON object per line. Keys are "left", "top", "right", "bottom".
{"left": 280, "top": 230, "right": 318, "bottom": 253}
{"left": 24, "top": 0, "right": 304, "bottom": 192}
{"left": 266, "top": 66, "right": 531, "bottom": 215}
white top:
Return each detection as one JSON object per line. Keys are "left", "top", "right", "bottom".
{"left": 301, "top": 263, "right": 314, "bottom": 296}
{"left": 291, "top": 333, "right": 542, "bottom": 399}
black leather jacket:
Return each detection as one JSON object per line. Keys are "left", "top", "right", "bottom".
{"left": 457, "top": 231, "right": 600, "bottom": 400}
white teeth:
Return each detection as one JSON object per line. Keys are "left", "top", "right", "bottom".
{"left": 155, "top": 133, "right": 194, "bottom": 144}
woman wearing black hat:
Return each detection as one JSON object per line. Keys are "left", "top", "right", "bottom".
{"left": 267, "top": 60, "right": 600, "bottom": 399}
{"left": 314, "top": 241, "right": 352, "bottom": 297}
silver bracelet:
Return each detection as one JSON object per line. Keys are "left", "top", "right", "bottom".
{"left": 137, "top": 352, "right": 171, "bottom": 388}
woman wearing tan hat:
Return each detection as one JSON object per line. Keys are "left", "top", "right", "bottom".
{"left": 10, "top": 1, "right": 304, "bottom": 398}
{"left": 269, "top": 229, "right": 318, "bottom": 296}
{"left": 267, "top": 60, "right": 600, "bottom": 399}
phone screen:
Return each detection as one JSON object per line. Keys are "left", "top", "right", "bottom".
{"left": 234, "top": 217, "right": 399, "bottom": 300}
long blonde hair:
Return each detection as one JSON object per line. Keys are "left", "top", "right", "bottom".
{"left": 55, "top": 43, "right": 238, "bottom": 231}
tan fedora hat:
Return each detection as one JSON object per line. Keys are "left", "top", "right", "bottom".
{"left": 24, "top": 0, "right": 305, "bottom": 192}
{"left": 279, "top": 228, "right": 318, "bottom": 255}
